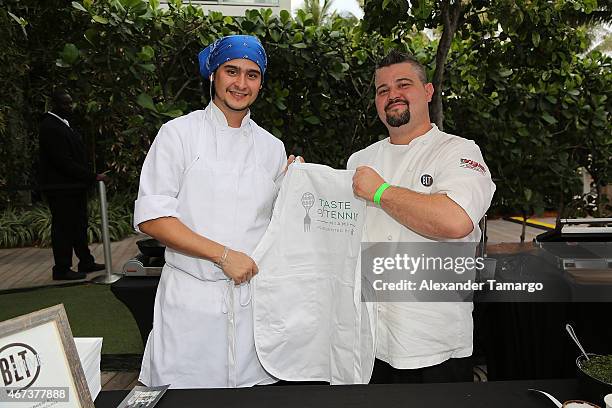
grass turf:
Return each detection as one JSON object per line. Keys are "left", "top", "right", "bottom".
{"left": 0, "top": 283, "right": 143, "bottom": 354}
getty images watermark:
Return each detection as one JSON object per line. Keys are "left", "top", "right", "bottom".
{"left": 360, "top": 242, "right": 612, "bottom": 302}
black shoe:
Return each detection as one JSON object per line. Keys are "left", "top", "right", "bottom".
{"left": 53, "top": 269, "right": 87, "bottom": 281}
{"left": 78, "top": 262, "right": 106, "bottom": 273}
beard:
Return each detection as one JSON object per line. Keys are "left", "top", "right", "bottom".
{"left": 386, "top": 107, "right": 411, "bottom": 127}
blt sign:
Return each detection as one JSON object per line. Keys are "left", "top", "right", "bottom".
{"left": 0, "top": 343, "right": 41, "bottom": 389}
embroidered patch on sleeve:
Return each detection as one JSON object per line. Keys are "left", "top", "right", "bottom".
{"left": 459, "top": 158, "right": 487, "bottom": 174}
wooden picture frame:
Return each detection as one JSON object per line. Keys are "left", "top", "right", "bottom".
{"left": 0, "top": 304, "right": 94, "bottom": 407}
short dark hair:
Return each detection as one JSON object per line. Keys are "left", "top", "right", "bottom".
{"left": 376, "top": 49, "right": 428, "bottom": 84}
{"left": 200, "top": 75, "right": 216, "bottom": 101}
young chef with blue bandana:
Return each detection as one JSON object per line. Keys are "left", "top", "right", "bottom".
{"left": 134, "top": 35, "right": 297, "bottom": 388}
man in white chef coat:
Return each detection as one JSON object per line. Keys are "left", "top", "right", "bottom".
{"left": 348, "top": 49, "right": 496, "bottom": 383}
{"left": 134, "top": 35, "right": 296, "bottom": 388}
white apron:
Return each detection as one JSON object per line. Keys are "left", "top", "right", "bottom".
{"left": 137, "top": 104, "right": 284, "bottom": 388}
{"left": 252, "top": 163, "right": 376, "bottom": 384}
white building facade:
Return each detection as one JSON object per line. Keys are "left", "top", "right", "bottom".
{"left": 161, "top": 0, "right": 291, "bottom": 16}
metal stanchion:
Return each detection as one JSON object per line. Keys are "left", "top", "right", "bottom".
{"left": 93, "top": 180, "right": 122, "bottom": 284}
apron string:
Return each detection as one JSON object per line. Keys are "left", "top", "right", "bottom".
{"left": 224, "top": 280, "right": 237, "bottom": 387}
{"left": 239, "top": 282, "right": 251, "bottom": 307}
{"left": 221, "top": 280, "right": 251, "bottom": 387}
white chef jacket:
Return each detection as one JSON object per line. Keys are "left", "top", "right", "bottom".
{"left": 134, "top": 101, "right": 286, "bottom": 388}
{"left": 347, "top": 124, "right": 496, "bottom": 369}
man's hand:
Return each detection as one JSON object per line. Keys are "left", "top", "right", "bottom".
{"left": 284, "top": 155, "right": 305, "bottom": 172}
{"left": 220, "top": 249, "right": 259, "bottom": 285}
{"left": 353, "top": 166, "right": 386, "bottom": 202}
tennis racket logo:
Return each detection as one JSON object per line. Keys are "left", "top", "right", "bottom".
{"left": 301, "top": 192, "right": 315, "bottom": 232}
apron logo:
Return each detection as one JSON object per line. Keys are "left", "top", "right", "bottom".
{"left": 301, "top": 192, "right": 315, "bottom": 232}
{"left": 0, "top": 343, "right": 41, "bottom": 390}
{"left": 420, "top": 174, "right": 433, "bottom": 187}
{"left": 300, "top": 192, "right": 359, "bottom": 234}
{"left": 459, "top": 158, "right": 486, "bottom": 174}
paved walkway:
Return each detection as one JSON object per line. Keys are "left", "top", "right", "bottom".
{"left": 486, "top": 217, "right": 552, "bottom": 244}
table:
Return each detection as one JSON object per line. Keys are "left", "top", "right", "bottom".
{"left": 475, "top": 251, "right": 612, "bottom": 381}
{"left": 74, "top": 337, "right": 103, "bottom": 400}
{"left": 110, "top": 277, "right": 159, "bottom": 346}
{"left": 95, "top": 379, "right": 583, "bottom": 408}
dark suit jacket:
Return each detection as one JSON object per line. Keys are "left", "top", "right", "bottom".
{"left": 39, "top": 112, "right": 96, "bottom": 194}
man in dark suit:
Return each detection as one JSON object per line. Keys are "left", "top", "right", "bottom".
{"left": 39, "top": 89, "right": 107, "bottom": 280}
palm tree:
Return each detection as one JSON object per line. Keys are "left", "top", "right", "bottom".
{"left": 299, "top": 0, "right": 337, "bottom": 25}
{"left": 592, "top": 27, "right": 612, "bottom": 54}
{"left": 566, "top": 0, "right": 612, "bottom": 53}
{"left": 567, "top": 0, "right": 612, "bottom": 26}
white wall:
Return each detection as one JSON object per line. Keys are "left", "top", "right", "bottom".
{"left": 160, "top": 0, "right": 291, "bottom": 16}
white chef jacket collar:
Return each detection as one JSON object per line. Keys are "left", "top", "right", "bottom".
{"left": 418, "top": 123, "right": 440, "bottom": 145}
{"left": 209, "top": 100, "right": 251, "bottom": 129}
{"left": 47, "top": 111, "right": 70, "bottom": 128}
{"left": 387, "top": 123, "right": 439, "bottom": 147}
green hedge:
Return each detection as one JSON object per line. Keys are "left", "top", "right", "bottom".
{"left": 1, "top": 0, "right": 610, "bottom": 219}
{"left": 0, "top": 196, "right": 134, "bottom": 248}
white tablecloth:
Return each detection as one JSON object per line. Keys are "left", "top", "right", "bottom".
{"left": 74, "top": 337, "right": 103, "bottom": 400}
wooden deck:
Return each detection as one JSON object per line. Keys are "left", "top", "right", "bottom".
{"left": 0, "top": 234, "right": 143, "bottom": 291}
{"left": 102, "top": 371, "right": 140, "bottom": 391}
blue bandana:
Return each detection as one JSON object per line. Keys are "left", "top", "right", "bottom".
{"left": 198, "top": 35, "right": 267, "bottom": 79}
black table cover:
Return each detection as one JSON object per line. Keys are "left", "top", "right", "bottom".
{"left": 110, "top": 276, "right": 159, "bottom": 346}
{"left": 95, "top": 379, "right": 583, "bottom": 408}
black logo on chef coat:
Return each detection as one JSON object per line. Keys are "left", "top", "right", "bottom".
{"left": 0, "top": 343, "right": 41, "bottom": 389}
{"left": 420, "top": 174, "right": 433, "bottom": 187}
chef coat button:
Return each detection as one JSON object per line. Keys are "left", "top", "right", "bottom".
{"left": 387, "top": 235, "right": 393, "bottom": 241}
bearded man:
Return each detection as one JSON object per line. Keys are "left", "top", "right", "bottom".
{"left": 348, "top": 49, "right": 496, "bottom": 384}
